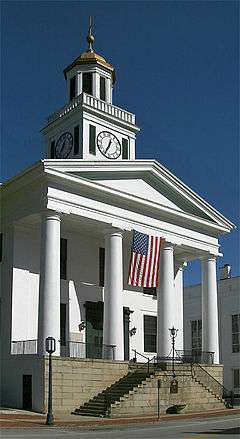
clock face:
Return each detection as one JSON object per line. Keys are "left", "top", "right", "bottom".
{"left": 55, "top": 132, "right": 73, "bottom": 159}
{"left": 97, "top": 131, "right": 121, "bottom": 159}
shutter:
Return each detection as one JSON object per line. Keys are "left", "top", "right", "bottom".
{"left": 122, "top": 138, "right": 129, "bottom": 159}
{"left": 89, "top": 125, "right": 96, "bottom": 155}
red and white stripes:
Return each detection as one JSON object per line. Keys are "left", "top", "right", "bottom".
{"left": 128, "top": 236, "right": 164, "bottom": 287}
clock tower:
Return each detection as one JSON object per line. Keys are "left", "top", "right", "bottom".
{"left": 42, "top": 20, "right": 140, "bottom": 161}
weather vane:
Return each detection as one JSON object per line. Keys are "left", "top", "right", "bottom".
{"left": 87, "top": 16, "right": 94, "bottom": 52}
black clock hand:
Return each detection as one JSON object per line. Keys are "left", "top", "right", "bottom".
{"left": 60, "top": 140, "right": 66, "bottom": 153}
{"left": 105, "top": 139, "right": 112, "bottom": 153}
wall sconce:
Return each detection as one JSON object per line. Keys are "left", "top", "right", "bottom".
{"left": 78, "top": 321, "right": 86, "bottom": 332}
{"left": 129, "top": 327, "right": 137, "bottom": 337}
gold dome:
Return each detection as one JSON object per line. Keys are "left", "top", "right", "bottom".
{"left": 64, "top": 17, "right": 115, "bottom": 82}
{"left": 63, "top": 50, "right": 115, "bottom": 83}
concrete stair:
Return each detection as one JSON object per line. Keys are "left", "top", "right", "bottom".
{"left": 73, "top": 370, "right": 152, "bottom": 417}
{"left": 73, "top": 363, "right": 226, "bottom": 418}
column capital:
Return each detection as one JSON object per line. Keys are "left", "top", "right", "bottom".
{"left": 175, "top": 260, "right": 187, "bottom": 271}
{"left": 104, "top": 227, "right": 123, "bottom": 239}
{"left": 163, "top": 241, "right": 175, "bottom": 251}
{"left": 40, "top": 210, "right": 62, "bottom": 222}
{"left": 200, "top": 254, "right": 217, "bottom": 263}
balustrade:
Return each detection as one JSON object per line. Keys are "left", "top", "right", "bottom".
{"left": 47, "top": 93, "right": 135, "bottom": 125}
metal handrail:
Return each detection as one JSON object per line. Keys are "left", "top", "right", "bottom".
{"left": 131, "top": 349, "right": 155, "bottom": 373}
{"left": 191, "top": 362, "right": 234, "bottom": 407}
{"left": 67, "top": 340, "right": 116, "bottom": 360}
{"left": 131, "top": 349, "right": 234, "bottom": 407}
{"left": 11, "top": 339, "right": 37, "bottom": 355}
{"left": 176, "top": 349, "right": 214, "bottom": 365}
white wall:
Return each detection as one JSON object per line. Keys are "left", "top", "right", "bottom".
{"left": 11, "top": 227, "right": 40, "bottom": 341}
{"left": 10, "top": 225, "right": 158, "bottom": 357}
{"left": 184, "top": 277, "right": 240, "bottom": 393}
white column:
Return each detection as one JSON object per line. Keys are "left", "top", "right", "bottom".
{"left": 201, "top": 256, "right": 219, "bottom": 364}
{"left": 174, "top": 262, "right": 186, "bottom": 352}
{"left": 157, "top": 243, "right": 175, "bottom": 358}
{"left": 103, "top": 230, "right": 124, "bottom": 360}
{"left": 38, "top": 212, "right": 61, "bottom": 356}
{"left": 92, "top": 72, "right": 100, "bottom": 99}
{"left": 77, "top": 72, "right": 82, "bottom": 96}
{"left": 105, "top": 78, "right": 112, "bottom": 103}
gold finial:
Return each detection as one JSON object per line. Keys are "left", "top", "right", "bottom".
{"left": 87, "top": 16, "right": 94, "bottom": 52}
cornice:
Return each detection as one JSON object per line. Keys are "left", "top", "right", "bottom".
{"left": 1, "top": 159, "right": 235, "bottom": 235}
{"left": 47, "top": 193, "right": 220, "bottom": 256}
{"left": 44, "top": 167, "right": 231, "bottom": 235}
{"left": 0, "top": 161, "right": 46, "bottom": 196}
{"left": 42, "top": 159, "right": 235, "bottom": 232}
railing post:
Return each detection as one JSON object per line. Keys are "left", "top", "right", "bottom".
{"left": 133, "top": 349, "right": 137, "bottom": 363}
{"left": 230, "top": 391, "right": 234, "bottom": 407}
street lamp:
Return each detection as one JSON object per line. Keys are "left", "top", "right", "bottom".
{"left": 45, "top": 336, "right": 56, "bottom": 426}
{"left": 169, "top": 326, "right": 178, "bottom": 377}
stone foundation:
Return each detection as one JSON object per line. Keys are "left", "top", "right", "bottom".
{"left": 110, "top": 365, "right": 225, "bottom": 417}
{"left": 44, "top": 357, "right": 129, "bottom": 413}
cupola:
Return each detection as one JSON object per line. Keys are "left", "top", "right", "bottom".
{"left": 63, "top": 18, "right": 115, "bottom": 104}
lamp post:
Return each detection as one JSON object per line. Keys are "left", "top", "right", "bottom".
{"left": 45, "top": 337, "right": 56, "bottom": 426}
{"left": 169, "top": 326, "right": 178, "bottom": 377}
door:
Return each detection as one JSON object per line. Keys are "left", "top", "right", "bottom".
{"left": 22, "top": 375, "right": 32, "bottom": 410}
{"left": 85, "top": 301, "right": 103, "bottom": 359}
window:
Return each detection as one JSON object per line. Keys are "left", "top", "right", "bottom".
{"left": 60, "top": 238, "right": 67, "bottom": 280}
{"left": 99, "top": 247, "right": 105, "bottom": 287}
{"left": 100, "top": 76, "right": 106, "bottom": 101}
{"left": 60, "top": 303, "right": 67, "bottom": 346}
{"left": 144, "top": 315, "right": 157, "bottom": 352}
{"left": 89, "top": 125, "right": 96, "bottom": 155}
{"left": 122, "top": 138, "right": 129, "bottom": 159}
{"left": 233, "top": 369, "right": 240, "bottom": 389}
{"left": 143, "top": 287, "right": 156, "bottom": 296}
{"left": 0, "top": 233, "right": 2, "bottom": 263}
{"left": 82, "top": 73, "right": 92, "bottom": 95}
{"left": 74, "top": 126, "right": 79, "bottom": 155}
{"left": 232, "top": 314, "right": 240, "bottom": 353}
{"left": 69, "top": 76, "right": 76, "bottom": 101}
{"left": 50, "top": 140, "right": 55, "bottom": 159}
{"left": 191, "top": 320, "right": 202, "bottom": 350}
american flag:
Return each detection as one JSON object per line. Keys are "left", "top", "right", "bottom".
{"left": 128, "top": 230, "right": 165, "bottom": 288}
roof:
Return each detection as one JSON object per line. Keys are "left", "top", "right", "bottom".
{"left": 63, "top": 50, "right": 115, "bottom": 82}
{"left": 1, "top": 159, "right": 235, "bottom": 236}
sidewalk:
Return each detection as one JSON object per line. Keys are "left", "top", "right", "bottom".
{"left": 1, "top": 407, "right": 240, "bottom": 429}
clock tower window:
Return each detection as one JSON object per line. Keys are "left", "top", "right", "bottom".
{"left": 100, "top": 76, "right": 106, "bottom": 101}
{"left": 69, "top": 76, "right": 76, "bottom": 101}
{"left": 50, "top": 140, "right": 55, "bottom": 159}
{"left": 74, "top": 125, "right": 80, "bottom": 155}
{"left": 82, "top": 72, "right": 93, "bottom": 95}
{"left": 122, "top": 138, "right": 129, "bottom": 159}
{"left": 89, "top": 125, "right": 96, "bottom": 155}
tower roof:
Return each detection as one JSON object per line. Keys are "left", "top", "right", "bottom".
{"left": 63, "top": 18, "right": 115, "bottom": 82}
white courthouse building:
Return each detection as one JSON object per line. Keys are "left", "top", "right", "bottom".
{"left": 0, "top": 28, "right": 236, "bottom": 412}
{"left": 184, "top": 269, "right": 240, "bottom": 398}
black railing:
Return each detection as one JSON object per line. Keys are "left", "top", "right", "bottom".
{"left": 176, "top": 350, "right": 214, "bottom": 365}
{"left": 67, "top": 341, "right": 116, "bottom": 360}
{"left": 191, "top": 363, "right": 234, "bottom": 408}
{"left": 131, "top": 349, "right": 152, "bottom": 373}
{"left": 131, "top": 349, "right": 160, "bottom": 374}
{"left": 11, "top": 340, "right": 116, "bottom": 360}
{"left": 11, "top": 340, "right": 37, "bottom": 354}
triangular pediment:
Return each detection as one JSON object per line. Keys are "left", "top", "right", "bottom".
{"left": 94, "top": 178, "right": 184, "bottom": 212}
{"left": 42, "top": 159, "right": 234, "bottom": 233}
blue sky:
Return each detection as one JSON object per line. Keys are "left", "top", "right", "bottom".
{"left": 1, "top": 1, "right": 239, "bottom": 285}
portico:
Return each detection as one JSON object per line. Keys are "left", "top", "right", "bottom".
{"left": 33, "top": 172, "right": 222, "bottom": 364}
